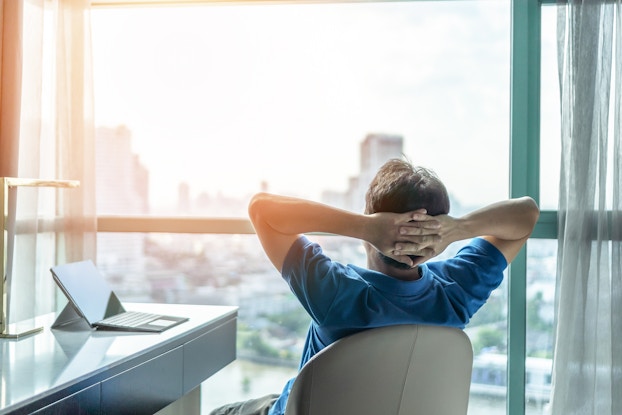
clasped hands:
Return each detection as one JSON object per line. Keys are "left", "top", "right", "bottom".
{"left": 368, "top": 209, "right": 453, "bottom": 268}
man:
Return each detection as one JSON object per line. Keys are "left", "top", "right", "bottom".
{"left": 211, "top": 159, "right": 539, "bottom": 415}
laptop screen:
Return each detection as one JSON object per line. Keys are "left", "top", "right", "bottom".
{"left": 51, "top": 260, "right": 126, "bottom": 324}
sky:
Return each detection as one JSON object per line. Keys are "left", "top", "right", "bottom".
{"left": 90, "top": 1, "right": 560, "bottom": 210}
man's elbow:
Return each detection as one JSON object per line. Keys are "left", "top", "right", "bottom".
{"left": 248, "top": 192, "right": 270, "bottom": 225}
{"left": 520, "top": 196, "right": 540, "bottom": 234}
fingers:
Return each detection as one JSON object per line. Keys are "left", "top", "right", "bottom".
{"left": 387, "top": 250, "right": 434, "bottom": 268}
{"left": 396, "top": 210, "right": 432, "bottom": 224}
{"left": 394, "top": 234, "right": 441, "bottom": 250}
{"left": 393, "top": 242, "right": 438, "bottom": 257}
{"left": 410, "top": 255, "right": 431, "bottom": 268}
{"left": 408, "top": 211, "right": 434, "bottom": 222}
{"left": 399, "top": 213, "right": 440, "bottom": 235}
{"left": 392, "top": 255, "right": 414, "bottom": 268}
{"left": 372, "top": 210, "right": 443, "bottom": 265}
{"left": 399, "top": 223, "right": 440, "bottom": 236}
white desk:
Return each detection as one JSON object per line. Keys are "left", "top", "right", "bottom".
{"left": 0, "top": 303, "right": 237, "bottom": 414}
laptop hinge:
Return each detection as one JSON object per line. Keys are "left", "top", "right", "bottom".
{"left": 52, "top": 303, "right": 91, "bottom": 330}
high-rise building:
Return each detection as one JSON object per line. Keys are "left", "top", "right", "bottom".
{"left": 360, "top": 133, "right": 404, "bottom": 178}
{"left": 95, "top": 126, "right": 149, "bottom": 285}
{"left": 178, "top": 182, "right": 191, "bottom": 213}
{"left": 336, "top": 133, "right": 404, "bottom": 212}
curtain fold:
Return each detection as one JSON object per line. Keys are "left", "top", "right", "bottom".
{"left": 0, "top": 0, "right": 96, "bottom": 325}
{"left": 0, "top": 0, "right": 22, "bottom": 177}
{"left": 551, "top": 1, "right": 621, "bottom": 414}
{"left": 0, "top": 0, "right": 23, "bottom": 331}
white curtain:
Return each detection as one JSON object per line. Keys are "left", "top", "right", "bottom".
{"left": 0, "top": 0, "right": 96, "bottom": 325}
{"left": 551, "top": 0, "right": 621, "bottom": 414}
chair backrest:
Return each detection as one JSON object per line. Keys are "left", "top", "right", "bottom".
{"left": 284, "top": 324, "right": 473, "bottom": 415}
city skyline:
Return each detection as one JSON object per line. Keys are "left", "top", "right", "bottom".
{"left": 95, "top": 125, "right": 479, "bottom": 217}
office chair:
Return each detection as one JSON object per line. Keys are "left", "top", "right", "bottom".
{"left": 285, "top": 324, "right": 473, "bottom": 415}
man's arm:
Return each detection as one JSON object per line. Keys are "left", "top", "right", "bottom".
{"left": 248, "top": 192, "right": 440, "bottom": 272}
{"left": 395, "top": 196, "right": 540, "bottom": 264}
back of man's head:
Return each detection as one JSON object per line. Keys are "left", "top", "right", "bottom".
{"left": 364, "top": 158, "right": 450, "bottom": 216}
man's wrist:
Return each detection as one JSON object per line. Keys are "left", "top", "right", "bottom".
{"left": 445, "top": 216, "right": 471, "bottom": 245}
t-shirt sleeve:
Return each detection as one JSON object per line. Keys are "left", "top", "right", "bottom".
{"left": 427, "top": 238, "right": 507, "bottom": 319}
{"left": 281, "top": 236, "right": 342, "bottom": 324}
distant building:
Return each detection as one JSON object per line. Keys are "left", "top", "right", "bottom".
{"left": 360, "top": 133, "right": 404, "bottom": 177}
{"left": 95, "top": 125, "right": 149, "bottom": 281}
{"left": 178, "top": 182, "right": 191, "bottom": 213}
{"left": 325, "top": 133, "right": 403, "bottom": 212}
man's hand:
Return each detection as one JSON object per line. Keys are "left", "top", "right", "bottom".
{"left": 391, "top": 212, "right": 455, "bottom": 263}
{"left": 366, "top": 210, "right": 442, "bottom": 267}
{"left": 391, "top": 196, "right": 540, "bottom": 265}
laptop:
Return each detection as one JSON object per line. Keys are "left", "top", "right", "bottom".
{"left": 50, "top": 260, "right": 188, "bottom": 332}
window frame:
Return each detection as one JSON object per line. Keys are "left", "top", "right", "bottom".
{"left": 509, "top": 1, "right": 541, "bottom": 414}
{"left": 93, "top": 1, "right": 558, "bottom": 414}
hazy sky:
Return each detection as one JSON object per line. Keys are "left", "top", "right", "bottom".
{"left": 91, "top": 1, "right": 560, "bottom": 210}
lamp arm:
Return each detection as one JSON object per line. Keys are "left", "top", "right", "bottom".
{"left": 1, "top": 177, "right": 80, "bottom": 337}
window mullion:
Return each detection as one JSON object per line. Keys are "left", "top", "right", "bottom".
{"left": 509, "top": 0, "right": 542, "bottom": 414}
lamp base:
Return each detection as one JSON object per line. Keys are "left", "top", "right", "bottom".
{"left": 0, "top": 320, "right": 44, "bottom": 340}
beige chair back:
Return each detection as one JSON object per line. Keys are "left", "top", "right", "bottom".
{"left": 285, "top": 324, "right": 473, "bottom": 415}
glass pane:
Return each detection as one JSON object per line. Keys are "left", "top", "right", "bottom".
{"left": 525, "top": 239, "right": 556, "bottom": 414}
{"left": 92, "top": 1, "right": 510, "bottom": 217}
{"left": 97, "top": 232, "right": 512, "bottom": 414}
{"left": 468, "top": 276, "right": 508, "bottom": 414}
{"left": 540, "top": 6, "right": 561, "bottom": 211}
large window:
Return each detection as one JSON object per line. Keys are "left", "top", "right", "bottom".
{"left": 89, "top": 1, "right": 539, "bottom": 414}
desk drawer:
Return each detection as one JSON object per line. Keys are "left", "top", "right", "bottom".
{"left": 31, "top": 384, "right": 100, "bottom": 415}
{"left": 101, "top": 346, "right": 183, "bottom": 415}
{"left": 183, "top": 318, "right": 237, "bottom": 394}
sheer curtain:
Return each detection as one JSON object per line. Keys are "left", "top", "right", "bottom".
{"left": 0, "top": 0, "right": 96, "bottom": 326}
{"left": 551, "top": 1, "right": 621, "bottom": 414}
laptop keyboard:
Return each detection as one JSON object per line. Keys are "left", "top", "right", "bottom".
{"left": 100, "top": 311, "right": 160, "bottom": 328}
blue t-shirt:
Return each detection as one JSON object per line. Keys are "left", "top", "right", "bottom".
{"left": 268, "top": 236, "right": 507, "bottom": 415}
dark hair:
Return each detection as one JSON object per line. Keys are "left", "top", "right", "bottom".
{"left": 365, "top": 159, "right": 450, "bottom": 270}
{"left": 364, "top": 158, "right": 450, "bottom": 216}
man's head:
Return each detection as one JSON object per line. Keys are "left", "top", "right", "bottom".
{"left": 365, "top": 158, "right": 450, "bottom": 271}
{"left": 365, "top": 158, "right": 450, "bottom": 216}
